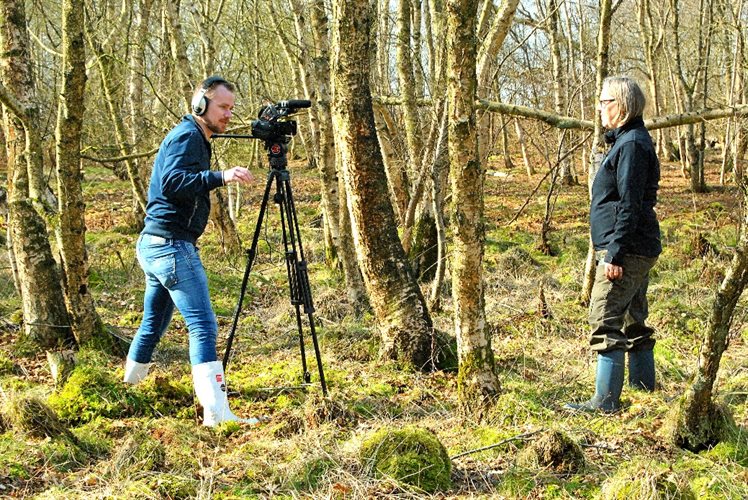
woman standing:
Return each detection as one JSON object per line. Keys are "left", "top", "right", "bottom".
{"left": 566, "top": 76, "right": 662, "bottom": 413}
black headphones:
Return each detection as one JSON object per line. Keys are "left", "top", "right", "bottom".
{"left": 191, "top": 75, "right": 230, "bottom": 116}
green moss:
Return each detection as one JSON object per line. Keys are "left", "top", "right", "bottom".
{"left": 48, "top": 364, "right": 143, "bottom": 423}
{"left": 10, "top": 333, "right": 38, "bottom": 357}
{"left": 667, "top": 396, "right": 736, "bottom": 452}
{"left": 701, "top": 438, "right": 748, "bottom": 467}
{"left": 0, "top": 351, "right": 17, "bottom": 375}
{"left": 601, "top": 459, "right": 696, "bottom": 499}
{"left": 216, "top": 419, "right": 243, "bottom": 437}
{"left": 493, "top": 467, "right": 539, "bottom": 497}
{"left": 147, "top": 472, "right": 198, "bottom": 499}
{"left": 133, "top": 374, "right": 194, "bottom": 418}
{"left": 289, "top": 456, "right": 335, "bottom": 492}
{"left": 0, "top": 431, "right": 40, "bottom": 480}
{"left": 48, "top": 360, "right": 195, "bottom": 424}
{"left": 117, "top": 311, "right": 142, "bottom": 328}
{"left": 678, "top": 452, "right": 748, "bottom": 500}
{"left": 110, "top": 430, "right": 166, "bottom": 476}
{"left": 495, "top": 246, "right": 542, "bottom": 277}
{"left": 39, "top": 437, "right": 89, "bottom": 472}
{"left": 488, "top": 389, "right": 553, "bottom": 426}
{"left": 5, "top": 395, "right": 70, "bottom": 440}
{"left": 71, "top": 417, "right": 114, "bottom": 457}
{"left": 143, "top": 418, "right": 217, "bottom": 472}
{"left": 516, "top": 429, "right": 585, "bottom": 475}
{"left": 232, "top": 359, "right": 301, "bottom": 393}
{"left": 457, "top": 351, "right": 500, "bottom": 419}
{"left": 360, "top": 426, "right": 452, "bottom": 493}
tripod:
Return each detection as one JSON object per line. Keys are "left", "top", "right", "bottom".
{"left": 222, "top": 137, "right": 328, "bottom": 396}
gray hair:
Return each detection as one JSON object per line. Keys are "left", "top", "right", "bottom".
{"left": 602, "top": 76, "right": 646, "bottom": 125}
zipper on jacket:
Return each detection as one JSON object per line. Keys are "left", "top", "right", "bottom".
{"left": 187, "top": 200, "right": 198, "bottom": 228}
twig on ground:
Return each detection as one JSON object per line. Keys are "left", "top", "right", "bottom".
{"left": 451, "top": 429, "right": 545, "bottom": 460}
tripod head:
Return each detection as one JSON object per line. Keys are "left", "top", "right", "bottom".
{"left": 251, "top": 100, "right": 311, "bottom": 143}
{"left": 213, "top": 99, "right": 311, "bottom": 170}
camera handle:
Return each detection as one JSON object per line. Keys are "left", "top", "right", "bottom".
{"left": 222, "top": 139, "right": 328, "bottom": 396}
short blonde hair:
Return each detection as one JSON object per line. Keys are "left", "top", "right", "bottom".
{"left": 603, "top": 76, "right": 646, "bottom": 125}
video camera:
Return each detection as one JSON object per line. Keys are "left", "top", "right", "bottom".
{"left": 250, "top": 99, "right": 311, "bottom": 143}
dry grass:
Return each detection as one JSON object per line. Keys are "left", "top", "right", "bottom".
{"left": 0, "top": 157, "right": 747, "bottom": 498}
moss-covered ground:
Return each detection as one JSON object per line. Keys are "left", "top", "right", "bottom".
{"left": 0, "top": 156, "right": 747, "bottom": 498}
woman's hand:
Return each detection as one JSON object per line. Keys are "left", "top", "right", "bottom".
{"left": 605, "top": 263, "right": 623, "bottom": 280}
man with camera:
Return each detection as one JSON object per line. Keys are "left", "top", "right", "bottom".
{"left": 122, "top": 76, "right": 257, "bottom": 427}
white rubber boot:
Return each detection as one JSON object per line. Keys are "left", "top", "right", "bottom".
{"left": 123, "top": 358, "right": 151, "bottom": 384}
{"left": 192, "top": 361, "right": 259, "bottom": 427}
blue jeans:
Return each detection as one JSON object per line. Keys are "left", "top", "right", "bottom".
{"left": 128, "top": 234, "right": 218, "bottom": 365}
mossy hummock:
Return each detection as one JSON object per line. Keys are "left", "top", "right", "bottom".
{"left": 360, "top": 425, "right": 452, "bottom": 493}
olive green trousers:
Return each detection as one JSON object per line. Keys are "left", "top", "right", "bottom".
{"left": 589, "top": 252, "right": 658, "bottom": 353}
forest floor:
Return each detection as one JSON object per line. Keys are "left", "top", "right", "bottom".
{"left": 1, "top": 152, "right": 747, "bottom": 499}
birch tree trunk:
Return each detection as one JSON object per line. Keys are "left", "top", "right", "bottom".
{"left": 376, "top": 0, "right": 392, "bottom": 94}
{"left": 55, "top": 0, "right": 104, "bottom": 345}
{"left": 411, "top": 0, "right": 425, "bottom": 97}
{"left": 720, "top": 0, "right": 743, "bottom": 183}
{"left": 735, "top": 40, "right": 747, "bottom": 181}
{"left": 309, "top": 0, "right": 344, "bottom": 267}
{"left": 515, "top": 119, "right": 534, "bottom": 176}
{"left": 580, "top": 0, "right": 612, "bottom": 306}
{"left": 474, "top": 0, "right": 520, "bottom": 169}
{"left": 127, "top": 0, "right": 155, "bottom": 198}
{"left": 548, "top": 0, "right": 573, "bottom": 185}
{"left": 0, "top": 0, "right": 74, "bottom": 348}
{"left": 669, "top": 0, "right": 706, "bottom": 193}
{"left": 310, "top": 0, "right": 367, "bottom": 304}
{"left": 336, "top": 147, "right": 367, "bottom": 306}
{"left": 637, "top": 0, "right": 666, "bottom": 158}
{"left": 332, "top": 0, "right": 436, "bottom": 370}
{"left": 397, "top": 0, "right": 423, "bottom": 181}
{"left": 448, "top": 0, "right": 501, "bottom": 415}
{"left": 671, "top": 179, "right": 748, "bottom": 451}
{"left": 164, "top": 0, "right": 193, "bottom": 113}
{"left": 88, "top": 33, "right": 149, "bottom": 218}
{"left": 476, "top": 0, "right": 520, "bottom": 89}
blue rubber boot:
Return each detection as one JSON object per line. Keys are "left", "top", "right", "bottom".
{"left": 628, "top": 349, "right": 655, "bottom": 391}
{"left": 564, "top": 350, "right": 625, "bottom": 413}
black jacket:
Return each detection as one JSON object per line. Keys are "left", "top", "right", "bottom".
{"left": 590, "top": 116, "right": 661, "bottom": 265}
{"left": 142, "top": 115, "right": 224, "bottom": 243}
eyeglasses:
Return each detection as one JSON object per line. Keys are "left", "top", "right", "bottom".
{"left": 598, "top": 99, "right": 616, "bottom": 107}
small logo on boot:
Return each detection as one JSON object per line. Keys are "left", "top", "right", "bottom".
{"left": 215, "top": 374, "right": 226, "bottom": 392}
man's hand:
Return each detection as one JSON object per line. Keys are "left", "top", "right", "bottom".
{"left": 223, "top": 167, "right": 254, "bottom": 185}
{"left": 605, "top": 263, "right": 623, "bottom": 280}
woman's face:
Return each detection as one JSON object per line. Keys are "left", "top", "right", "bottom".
{"left": 598, "top": 87, "right": 622, "bottom": 129}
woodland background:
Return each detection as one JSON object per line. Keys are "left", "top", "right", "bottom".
{"left": 0, "top": 0, "right": 747, "bottom": 497}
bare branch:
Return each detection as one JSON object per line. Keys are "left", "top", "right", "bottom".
{"left": 376, "top": 94, "right": 748, "bottom": 132}
{"left": 476, "top": 99, "right": 593, "bottom": 129}
{"left": 81, "top": 147, "right": 159, "bottom": 164}
{"left": 645, "top": 106, "right": 748, "bottom": 130}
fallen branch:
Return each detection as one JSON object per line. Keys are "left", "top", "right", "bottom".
{"left": 450, "top": 429, "right": 544, "bottom": 460}
{"left": 374, "top": 94, "right": 748, "bottom": 132}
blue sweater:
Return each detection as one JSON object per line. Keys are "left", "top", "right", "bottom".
{"left": 590, "top": 117, "right": 661, "bottom": 265}
{"left": 142, "top": 115, "right": 224, "bottom": 243}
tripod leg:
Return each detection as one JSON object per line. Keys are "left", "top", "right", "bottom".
{"left": 279, "top": 175, "right": 328, "bottom": 396}
{"left": 223, "top": 171, "right": 276, "bottom": 371}
{"left": 274, "top": 175, "right": 311, "bottom": 383}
